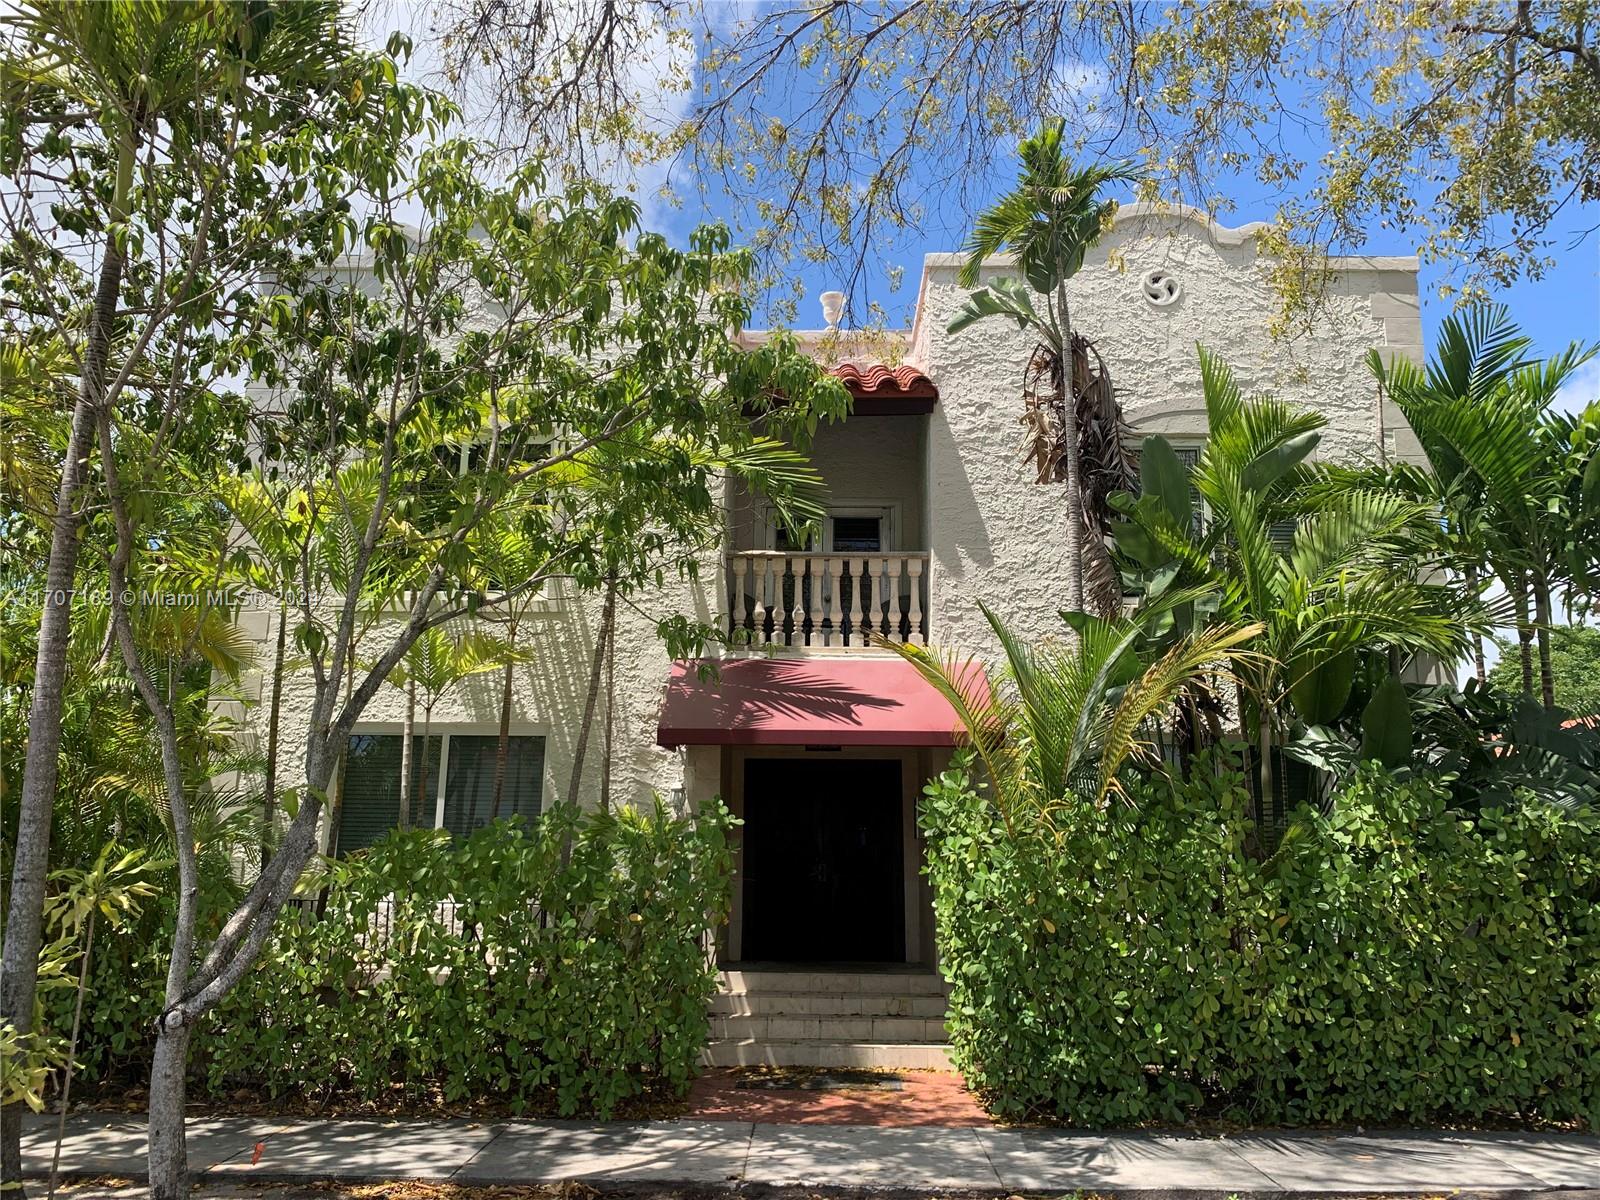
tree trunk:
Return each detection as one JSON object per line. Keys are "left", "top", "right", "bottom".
{"left": 490, "top": 649, "right": 515, "bottom": 819}
{"left": 261, "top": 600, "right": 288, "bottom": 861}
{"left": 417, "top": 706, "right": 434, "bottom": 827}
{"left": 566, "top": 585, "right": 616, "bottom": 808}
{"left": 145, "top": 1021, "right": 192, "bottom": 1200}
{"left": 600, "top": 585, "right": 617, "bottom": 813}
{"left": 1464, "top": 564, "right": 1487, "bottom": 682}
{"left": 46, "top": 908, "right": 95, "bottom": 1200}
{"left": 1053, "top": 280, "right": 1085, "bottom": 614}
{"left": 1514, "top": 578, "right": 1536, "bottom": 696}
{"left": 398, "top": 680, "right": 415, "bottom": 830}
{"left": 1531, "top": 573, "right": 1557, "bottom": 711}
{"left": 1258, "top": 712, "right": 1277, "bottom": 837}
{"left": 1, "top": 169, "right": 128, "bottom": 1185}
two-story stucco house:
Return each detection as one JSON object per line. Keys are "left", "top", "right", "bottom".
{"left": 240, "top": 204, "right": 1426, "bottom": 1069}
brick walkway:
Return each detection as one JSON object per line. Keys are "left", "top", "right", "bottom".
{"left": 682, "top": 1067, "right": 989, "bottom": 1127}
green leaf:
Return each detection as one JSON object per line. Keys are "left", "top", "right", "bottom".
{"left": 1140, "top": 436, "right": 1192, "bottom": 530}
{"left": 1290, "top": 649, "right": 1356, "bottom": 725}
{"left": 1241, "top": 430, "right": 1321, "bottom": 493}
{"left": 1359, "top": 676, "right": 1412, "bottom": 767}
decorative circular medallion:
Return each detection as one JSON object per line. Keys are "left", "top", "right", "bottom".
{"left": 1140, "top": 268, "right": 1182, "bottom": 307}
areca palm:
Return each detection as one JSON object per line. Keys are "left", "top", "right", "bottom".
{"left": 890, "top": 600, "right": 1261, "bottom": 829}
{"left": 1370, "top": 306, "right": 1597, "bottom": 709}
{"left": 948, "top": 120, "right": 1140, "bottom": 616}
{"left": 1112, "top": 348, "right": 1474, "bottom": 824}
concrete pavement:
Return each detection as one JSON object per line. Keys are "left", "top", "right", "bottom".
{"left": 21, "top": 1112, "right": 1600, "bottom": 1193}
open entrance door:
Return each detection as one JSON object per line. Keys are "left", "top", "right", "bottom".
{"left": 740, "top": 758, "right": 905, "bottom": 962}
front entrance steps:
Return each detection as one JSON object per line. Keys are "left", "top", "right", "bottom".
{"left": 703, "top": 964, "right": 953, "bottom": 1070}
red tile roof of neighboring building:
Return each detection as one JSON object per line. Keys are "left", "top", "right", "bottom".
{"left": 830, "top": 363, "right": 939, "bottom": 400}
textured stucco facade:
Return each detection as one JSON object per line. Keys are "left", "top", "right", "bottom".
{"left": 237, "top": 205, "right": 1425, "bottom": 930}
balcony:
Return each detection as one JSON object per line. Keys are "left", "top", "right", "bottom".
{"left": 727, "top": 550, "right": 928, "bottom": 650}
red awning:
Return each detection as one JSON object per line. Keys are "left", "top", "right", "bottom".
{"left": 656, "top": 656, "right": 984, "bottom": 748}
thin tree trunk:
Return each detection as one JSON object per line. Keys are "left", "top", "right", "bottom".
{"left": 1, "top": 157, "right": 129, "bottom": 1184}
{"left": 566, "top": 586, "right": 616, "bottom": 808}
{"left": 262, "top": 600, "right": 288, "bottom": 862}
{"left": 1053, "top": 279, "right": 1085, "bottom": 614}
{"left": 1531, "top": 573, "right": 1557, "bottom": 710}
{"left": 1514, "top": 578, "right": 1536, "bottom": 696}
{"left": 398, "top": 680, "right": 415, "bottom": 830}
{"left": 417, "top": 705, "right": 434, "bottom": 827}
{"left": 1464, "top": 564, "right": 1487, "bottom": 682}
{"left": 46, "top": 908, "right": 95, "bottom": 1200}
{"left": 490, "top": 641, "right": 515, "bottom": 819}
{"left": 600, "top": 586, "right": 617, "bottom": 813}
{"left": 1258, "top": 713, "right": 1277, "bottom": 837}
{"left": 145, "top": 1021, "right": 192, "bottom": 1200}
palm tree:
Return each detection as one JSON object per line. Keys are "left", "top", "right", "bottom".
{"left": 888, "top": 601, "right": 1261, "bottom": 831}
{"left": 1370, "top": 306, "right": 1597, "bottom": 709}
{"left": 948, "top": 120, "right": 1140, "bottom": 616}
{"left": 1112, "top": 348, "right": 1475, "bottom": 827}
{"left": 375, "top": 626, "right": 505, "bottom": 830}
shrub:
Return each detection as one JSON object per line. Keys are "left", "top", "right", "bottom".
{"left": 53, "top": 798, "right": 732, "bottom": 1116}
{"left": 923, "top": 750, "right": 1600, "bottom": 1127}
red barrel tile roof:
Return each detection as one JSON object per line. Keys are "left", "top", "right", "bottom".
{"left": 830, "top": 363, "right": 938, "bottom": 399}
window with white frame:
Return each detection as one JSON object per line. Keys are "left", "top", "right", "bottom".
{"left": 334, "top": 731, "right": 545, "bottom": 856}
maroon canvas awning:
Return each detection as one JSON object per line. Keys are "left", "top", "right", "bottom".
{"left": 656, "top": 656, "right": 984, "bottom": 748}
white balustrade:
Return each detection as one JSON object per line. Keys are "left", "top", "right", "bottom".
{"left": 727, "top": 551, "right": 930, "bottom": 649}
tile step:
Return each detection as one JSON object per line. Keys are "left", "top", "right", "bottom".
{"left": 718, "top": 970, "right": 947, "bottom": 996}
{"left": 709, "top": 1014, "right": 947, "bottom": 1043}
{"left": 701, "top": 1038, "right": 954, "bottom": 1070}
{"left": 710, "top": 991, "right": 949, "bottom": 1018}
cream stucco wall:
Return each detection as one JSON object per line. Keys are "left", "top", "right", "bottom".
{"left": 727, "top": 415, "right": 929, "bottom": 551}
{"left": 910, "top": 203, "right": 1425, "bottom": 661}
{"left": 236, "top": 204, "right": 1426, "bottom": 841}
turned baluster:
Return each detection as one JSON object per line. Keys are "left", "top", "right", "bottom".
{"left": 907, "top": 557, "right": 925, "bottom": 645}
{"left": 884, "top": 556, "right": 902, "bottom": 640}
{"left": 731, "top": 554, "right": 748, "bottom": 643}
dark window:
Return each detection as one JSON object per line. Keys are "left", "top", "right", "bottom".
{"left": 336, "top": 734, "right": 441, "bottom": 856}
{"left": 334, "top": 732, "right": 543, "bottom": 854}
{"left": 831, "top": 516, "right": 883, "bottom": 553}
{"left": 443, "top": 734, "right": 545, "bottom": 836}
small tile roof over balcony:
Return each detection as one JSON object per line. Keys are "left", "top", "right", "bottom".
{"left": 830, "top": 363, "right": 938, "bottom": 414}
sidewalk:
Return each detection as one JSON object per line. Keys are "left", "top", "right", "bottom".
{"left": 21, "top": 1112, "right": 1600, "bottom": 1193}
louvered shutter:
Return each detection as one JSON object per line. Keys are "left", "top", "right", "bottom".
{"left": 442, "top": 734, "right": 545, "bottom": 837}
{"left": 335, "top": 734, "right": 441, "bottom": 856}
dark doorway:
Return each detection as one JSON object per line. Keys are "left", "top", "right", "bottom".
{"left": 741, "top": 757, "right": 905, "bottom": 962}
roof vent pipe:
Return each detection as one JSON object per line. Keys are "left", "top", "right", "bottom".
{"left": 819, "top": 290, "right": 845, "bottom": 331}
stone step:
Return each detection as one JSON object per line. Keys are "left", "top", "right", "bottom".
{"left": 718, "top": 969, "right": 947, "bottom": 996}
{"left": 710, "top": 990, "right": 949, "bottom": 1018}
{"left": 702, "top": 1038, "right": 954, "bottom": 1070}
{"left": 709, "top": 1014, "right": 947, "bottom": 1043}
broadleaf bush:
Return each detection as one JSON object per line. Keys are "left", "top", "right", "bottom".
{"left": 923, "top": 750, "right": 1600, "bottom": 1127}
{"left": 52, "top": 798, "right": 733, "bottom": 1116}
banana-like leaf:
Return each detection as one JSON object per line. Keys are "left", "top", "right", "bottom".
{"left": 1289, "top": 648, "right": 1356, "bottom": 726}
{"left": 1140, "top": 435, "right": 1192, "bottom": 529}
{"left": 1241, "top": 430, "right": 1321, "bottom": 493}
{"left": 1360, "top": 677, "right": 1413, "bottom": 767}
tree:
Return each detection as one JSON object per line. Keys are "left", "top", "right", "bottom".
{"left": 379, "top": 626, "right": 507, "bottom": 828}
{"left": 1110, "top": 348, "right": 1475, "bottom": 829}
{"left": 1489, "top": 625, "right": 1600, "bottom": 718}
{"left": 94, "top": 131, "right": 845, "bottom": 1194}
{"left": 440, "top": 2, "right": 1600, "bottom": 324}
{"left": 889, "top": 599, "right": 1260, "bottom": 833}
{"left": 0, "top": 1, "right": 426, "bottom": 1178}
{"left": 946, "top": 120, "right": 1138, "bottom": 617}
{"left": 1371, "top": 306, "right": 1598, "bottom": 709}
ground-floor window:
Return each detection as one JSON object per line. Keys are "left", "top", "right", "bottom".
{"left": 335, "top": 731, "right": 545, "bottom": 856}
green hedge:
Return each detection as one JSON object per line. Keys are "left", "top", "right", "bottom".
{"left": 52, "top": 798, "right": 732, "bottom": 1116}
{"left": 923, "top": 752, "right": 1600, "bottom": 1127}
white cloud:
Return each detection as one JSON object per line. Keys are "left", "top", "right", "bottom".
{"left": 1555, "top": 354, "right": 1599, "bottom": 416}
